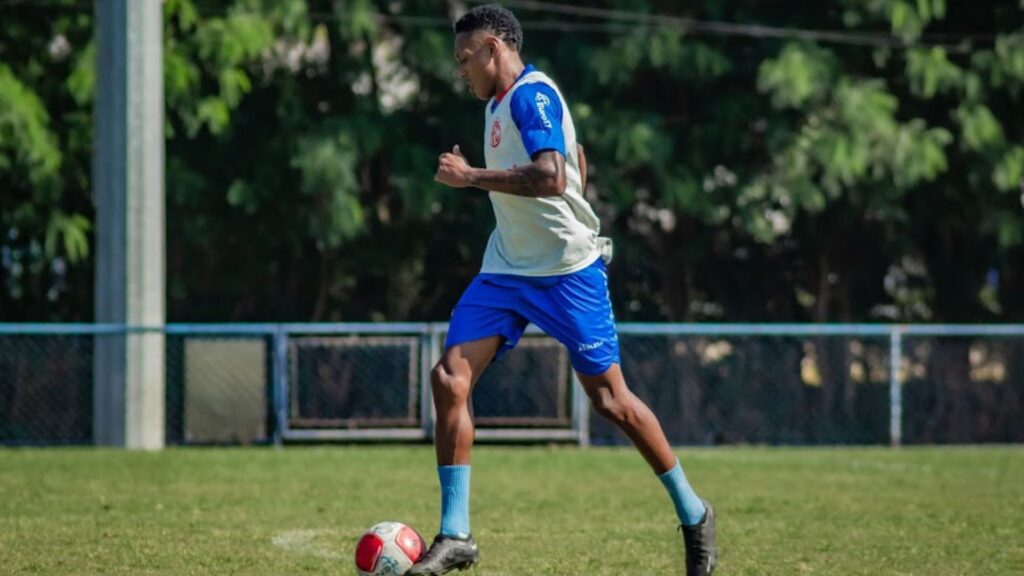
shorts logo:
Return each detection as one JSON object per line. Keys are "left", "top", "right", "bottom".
{"left": 578, "top": 340, "right": 605, "bottom": 352}
{"left": 535, "top": 92, "right": 553, "bottom": 129}
{"left": 491, "top": 119, "right": 501, "bottom": 147}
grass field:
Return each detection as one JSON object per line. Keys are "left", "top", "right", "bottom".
{"left": 1, "top": 446, "right": 1022, "bottom": 575}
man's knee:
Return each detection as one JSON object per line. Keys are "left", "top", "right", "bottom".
{"left": 431, "top": 363, "right": 471, "bottom": 404}
{"left": 589, "top": 387, "right": 635, "bottom": 424}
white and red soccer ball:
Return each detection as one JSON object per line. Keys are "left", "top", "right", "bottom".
{"left": 354, "top": 521, "right": 426, "bottom": 576}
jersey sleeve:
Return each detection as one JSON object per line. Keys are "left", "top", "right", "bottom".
{"left": 509, "top": 82, "right": 566, "bottom": 159}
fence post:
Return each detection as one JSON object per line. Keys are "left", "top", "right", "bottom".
{"left": 571, "top": 372, "right": 590, "bottom": 447}
{"left": 889, "top": 328, "right": 903, "bottom": 447}
{"left": 421, "top": 323, "right": 444, "bottom": 441}
{"left": 272, "top": 327, "right": 287, "bottom": 447}
{"left": 420, "top": 327, "right": 435, "bottom": 441}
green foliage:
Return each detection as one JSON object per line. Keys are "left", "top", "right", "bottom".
{"left": 0, "top": 63, "right": 90, "bottom": 268}
{"left": 44, "top": 212, "right": 91, "bottom": 263}
{"left": 0, "top": 64, "right": 61, "bottom": 193}
{"left": 955, "top": 104, "right": 1005, "bottom": 152}
{"left": 995, "top": 33, "right": 1024, "bottom": 86}
{"left": 165, "top": 0, "right": 277, "bottom": 136}
{"left": 759, "top": 43, "right": 837, "bottom": 109}
{"left": 3, "top": 0, "right": 1024, "bottom": 322}
{"left": 906, "top": 47, "right": 962, "bottom": 98}
{"left": 291, "top": 129, "right": 365, "bottom": 249}
{"left": 591, "top": 27, "right": 732, "bottom": 90}
{"left": 66, "top": 42, "right": 96, "bottom": 106}
{"left": 994, "top": 146, "right": 1024, "bottom": 193}
{"left": 745, "top": 73, "right": 951, "bottom": 243}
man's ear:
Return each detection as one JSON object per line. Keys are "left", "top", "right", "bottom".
{"left": 485, "top": 36, "right": 501, "bottom": 58}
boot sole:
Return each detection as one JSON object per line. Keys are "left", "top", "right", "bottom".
{"left": 412, "top": 559, "right": 476, "bottom": 576}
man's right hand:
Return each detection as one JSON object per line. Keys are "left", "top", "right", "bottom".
{"left": 435, "top": 145, "right": 475, "bottom": 188}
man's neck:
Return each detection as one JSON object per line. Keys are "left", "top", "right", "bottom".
{"left": 493, "top": 55, "right": 526, "bottom": 99}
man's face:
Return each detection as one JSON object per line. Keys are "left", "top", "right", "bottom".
{"left": 454, "top": 31, "right": 498, "bottom": 100}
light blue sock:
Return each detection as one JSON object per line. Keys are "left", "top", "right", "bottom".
{"left": 658, "top": 459, "right": 706, "bottom": 526}
{"left": 438, "top": 465, "right": 471, "bottom": 538}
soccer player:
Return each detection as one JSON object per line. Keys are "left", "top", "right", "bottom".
{"left": 409, "top": 5, "right": 717, "bottom": 575}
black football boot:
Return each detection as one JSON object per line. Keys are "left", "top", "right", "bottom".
{"left": 679, "top": 498, "right": 717, "bottom": 575}
{"left": 406, "top": 534, "right": 479, "bottom": 575}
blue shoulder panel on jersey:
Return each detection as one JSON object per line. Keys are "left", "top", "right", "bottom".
{"left": 509, "top": 82, "right": 566, "bottom": 158}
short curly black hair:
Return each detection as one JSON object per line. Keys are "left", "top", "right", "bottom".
{"left": 454, "top": 4, "right": 523, "bottom": 52}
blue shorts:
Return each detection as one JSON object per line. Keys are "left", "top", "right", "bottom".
{"left": 445, "top": 257, "right": 620, "bottom": 376}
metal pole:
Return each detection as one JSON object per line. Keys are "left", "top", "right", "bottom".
{"left": 272, "top": 328, "right": 287, "bottom": 447}
{"left": 889, "top": 329, "right": 903, "bottom": 447}
{"left": 93, "top": 0, "right": 165, "bottom": 449}
{"left": 424, "top": 323, "right": 445, "bottom": 441}
{"left": 571, "top": 371, "right": 590, "bottom": 447}
{"left": 420, "top": 327, "right": 435, "bottom": 441}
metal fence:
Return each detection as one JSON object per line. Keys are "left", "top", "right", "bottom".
{"left": 1, "top": 323, "right": 1022, "bottom": 446}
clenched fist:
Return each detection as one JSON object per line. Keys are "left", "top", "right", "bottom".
{"left": 435, "top": 145, "right": 474, "bottom": 188}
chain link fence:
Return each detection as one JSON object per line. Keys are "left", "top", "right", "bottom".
{"left": 472, "top": 336, "right": 572, "bottom": 428}
{"left": 597, "top": 333, "right": 894, "bottom": 446}
{"left": 164, "top": 334, "right": 272, "bottom": 445}
{"left": 0, "top": 333, "right": 94, "bottom": 445}
{"left": 288, "top": 335, "right": 420, "bottom": 429}
{"left": 902, "top": 335, "right": 1024, "bottom": 443}
{"left": 2, "top": 324, "right": 1022, "bottom": 446}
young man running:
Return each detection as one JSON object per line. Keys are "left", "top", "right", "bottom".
{"left": 409, "top": 5, "right": 717, "bottom": 575}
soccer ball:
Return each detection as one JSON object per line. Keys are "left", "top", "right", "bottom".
{"left": 354, "top": 521, "right": 427, "bottom": 576}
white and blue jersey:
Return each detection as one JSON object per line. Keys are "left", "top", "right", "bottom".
{"left": 481, "top": 64, "right": 600, "bottom": 276}
{"left": 447, "top": 64, "right": 619, "bottom": 375}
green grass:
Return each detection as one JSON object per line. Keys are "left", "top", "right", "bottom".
{"left": 1, "top": 446, "right": 1022, "bottom": 575}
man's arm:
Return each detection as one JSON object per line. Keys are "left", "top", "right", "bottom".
{"left": 435, "top": 146, "right": 566, "bottom": 198}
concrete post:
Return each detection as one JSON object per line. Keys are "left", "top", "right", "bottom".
{"left": 93, "top": 0, "right": 165, "bottom": 449}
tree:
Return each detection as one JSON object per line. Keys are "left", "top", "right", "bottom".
{"left": 1, "top": 0, "right": 1021, "bottom": 325}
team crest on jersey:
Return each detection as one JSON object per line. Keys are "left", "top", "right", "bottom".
{"left": 491, "top": 119, "right": 501, "bottom": 147}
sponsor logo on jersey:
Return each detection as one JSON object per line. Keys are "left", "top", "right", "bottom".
{"left": 535, "top": 92, "right": 553, "bottom": 129}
